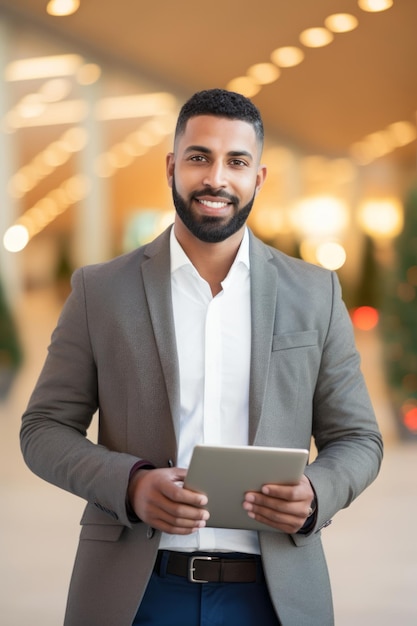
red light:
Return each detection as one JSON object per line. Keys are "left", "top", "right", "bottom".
{"left": 403, "top": 408, "right": 417, "bottom": 432}
{"left": 351, "top": 306, "right": 379, "bottom": 331}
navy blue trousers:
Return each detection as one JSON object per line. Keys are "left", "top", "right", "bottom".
{"left": 133, "top": 552, "right": 281, "bottom": 626}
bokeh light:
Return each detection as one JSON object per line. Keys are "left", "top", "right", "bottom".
{"left": 351, "top": 306, "right": 379, "bottom": 330}
{"left": 402, "top": 402, "right": 417, "bottom": 433}
{"left": 3, "top": 225, "right": 30, "bottom": 253}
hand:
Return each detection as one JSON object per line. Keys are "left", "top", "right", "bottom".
{"left": 243, "top": 474, "right": 315, "bottom": 534}
{"left": 128, "top": 467, "right": 209, "bottom": 534}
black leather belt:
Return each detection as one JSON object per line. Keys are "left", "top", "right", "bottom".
{"left": 154, "top": 551, "right": 259, "bottom": 583}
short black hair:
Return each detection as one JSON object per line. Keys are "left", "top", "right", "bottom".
{"left": 174, "top": 88, "right": 264, "bottom": 148}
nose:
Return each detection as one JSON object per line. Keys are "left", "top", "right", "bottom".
{"left": 202, "top": 161, "right": 227, "bottom": 189}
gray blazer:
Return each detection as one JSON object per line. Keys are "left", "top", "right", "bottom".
{"left": 21, "top": 228, "right": 383, "bottom": 626}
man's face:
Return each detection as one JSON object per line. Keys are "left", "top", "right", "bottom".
{"left": 166, "top": 115, "right": 267, "bottom": 243}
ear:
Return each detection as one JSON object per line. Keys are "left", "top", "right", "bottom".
{"left": 255, "top": 164, "right": 267, "bottom": 195}
{"left": 166, "top": 152, "right": 175, "bottom": 188}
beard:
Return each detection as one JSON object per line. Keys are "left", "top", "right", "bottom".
{"left": 172, "top": 177, "right": 256, "bottom": 243}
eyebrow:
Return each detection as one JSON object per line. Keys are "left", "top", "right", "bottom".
{"left": 184, "top": 145, "right": 254, "bottom": 160}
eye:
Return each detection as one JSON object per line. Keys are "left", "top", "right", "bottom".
{"left": 230, "top": 158, "right": 248, "bottom": 167}
{"left": 189, "top": 154, "right": 208, "bottom": 163}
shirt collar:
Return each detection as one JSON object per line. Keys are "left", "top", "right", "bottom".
{"left": 170, "top": 226, "right": 250, "bottom": 276}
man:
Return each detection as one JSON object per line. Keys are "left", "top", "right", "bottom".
{"left": 20, "top": 89, "right": 383, "bottom": 626}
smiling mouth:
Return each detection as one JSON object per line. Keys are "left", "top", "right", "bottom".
{"left": 198, "top": 198, "right": 230, "bottom": 210}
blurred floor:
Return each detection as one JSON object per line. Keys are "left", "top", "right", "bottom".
{"left": 1, "top": 286, "right": 416, "bottom": 625}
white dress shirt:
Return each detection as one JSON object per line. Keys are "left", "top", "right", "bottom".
{"left": 159, "top": 226, "right": 260, "bottom": 554}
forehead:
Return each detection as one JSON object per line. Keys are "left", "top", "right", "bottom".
{"left": 176, "top": 115, "right": 260, "bottom": 158}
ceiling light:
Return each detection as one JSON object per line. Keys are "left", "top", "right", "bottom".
{"left": 43, "top": 142, "right": 70, "bottom": 167}
{"left": 358, "top": 0, "right": 393, "bottom": 12}
{"left": 270, "top": 46, "right": 304, "bottom": 68}
{"left": 247, "top": 63, "right": 280, "bottom": 85}
{"left": 299, "top": 27, "right": 334, "bottom": 48}
{"left": 8, "top": 100, "right": 87, "bottom": 128}
{"left": 350, "top": 141, "right": 374, "bottom": 164}
{"left": 47, "top": 0, "right": 80, "bottom": 16}
{"left": 125, "top": 132, "right": 151, "bottom": 156}
{"left": 325, "top": 13, "right": 359, "bottom": 33}
{"left": 77, "top": 63, "right": 102, "bottom": 85}
{"left": 10, "top": 175, "right": 91, "bottom": 247}
{"left": 5, "top": 54, "right": 83, "bottom": 81}
{"left": 364, "top": 130, "right": 396, "bottom": 158}
{"left": 39, "top": 78, "right": 72, "bottom": 102}
{"left": 225, "top": 77, "right": 261, "bottom": 98}
{"left": 350, "top": 119, "right": 416, "bottom": 163}
{"left": 8, "top": 171, "right": 32, "bottom": 198}
{"left": 96, "top": 92, "right": 177, "bottom": 120}
{"left": 32, "top": 156, "right": 54, "bottom": 177}
{"left": 109, "top": 144, "right": 135, "bottom": 168}
{"left": 8, "top": 127, "right": 88, "bottom": 199}
{"left": 387, "top": 121, "right": 417, "bottom": 147}
{"left": 63, "top": 175, "right": 89, "bottom": 203}
{"left": 17, "top": 94, "right": 46, "bottom": 119}
{"left": 150, "top": 112, "right": 177, "bottom": 135}
{"left": 3, "top": 225, "right": 29, "bottom": 253}
{"left": 143, "top": 117, "right": 174, "bottom": 137}
{"left": 138, "top": 119, "right": 169, "bottom": 143}
{"left": 60, "top": 127, "right": 88, "bottom": 151}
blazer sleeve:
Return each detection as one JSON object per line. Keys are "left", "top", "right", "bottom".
{"left": 20, "top": 268, "right": 141, "bottom": 528}
{"left": 303, "top": 271, "right": 383, "bottom": 534}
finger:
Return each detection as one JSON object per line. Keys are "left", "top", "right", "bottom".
{"left": 244, "top": 491, "right": 293, "bottom": 513}
{"left": 260, "top": 475, "right": 314, "bottom": 501}
{"left": 145, "top": 488, "right": 210, "bottom": 522}
{"left": 165, "top": 482, "right": 208, "bottom": 507}
{"left": 160, "top": 500, "right": 210, "bottom": 523}
{"left": 140, "top": 469, "right": 207, "bottom": 507}
{"left": 243, "top": 494, "right": 306, "bottom": 522}
{"left": 243, "top": 500, "right": 306, "bottom": 533}
{"left": 146, "top": 505, "right": 210, "bottom": 533}
{"left": 259, "top": 483, "right": 306, "bottom": 502}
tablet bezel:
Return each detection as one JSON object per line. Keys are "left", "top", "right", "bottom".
{"left": 184, "top": 444, "right": 309, "bottom": 532}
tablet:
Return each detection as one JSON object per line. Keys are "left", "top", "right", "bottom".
{"left": 184, "top": 444, "right": 309, "bottom": 532}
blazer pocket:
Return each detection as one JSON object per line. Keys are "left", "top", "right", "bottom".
{"left": 79, "top": 503, "right": 125, "bottom": 542}
{"left": 272, "top": 330, "right": 318, "bottom": 352}
{"left": 80, "top": 523, "right": 125, "bottom": 542}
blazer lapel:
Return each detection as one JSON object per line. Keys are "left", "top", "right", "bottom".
{"left": 248, "top": 233, "right": 278, "bottom": 443}
{"left": 141, "top": 228, "right": 181, "bottom": 448}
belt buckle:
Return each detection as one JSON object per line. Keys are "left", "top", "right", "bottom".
{"left": 188, "top": 556, "right": 218, "bottom": 583}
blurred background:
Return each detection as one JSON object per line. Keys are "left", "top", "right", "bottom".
{"left": 0, "top": 1, "right": 416, "bottom": 624}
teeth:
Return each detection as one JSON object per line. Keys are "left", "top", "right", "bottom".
{"left": 199, "top": 199, "right": 228, "bottom": 209}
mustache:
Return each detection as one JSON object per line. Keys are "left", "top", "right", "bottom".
{"left": 193, "top": 188, "right": 238, "bottom": 204}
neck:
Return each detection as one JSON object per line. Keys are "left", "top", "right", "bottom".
{"left": 174, "top": 218, "right": 245, "bottom": 296}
